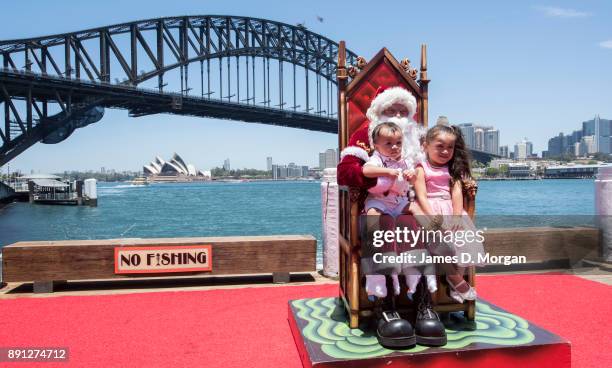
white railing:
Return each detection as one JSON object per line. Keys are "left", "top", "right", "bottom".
{"left": 33, "top": 192, "right": 77, "bottom": 201}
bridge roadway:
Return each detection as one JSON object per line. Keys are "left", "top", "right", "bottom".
{"left": 1, "top": 69, "right": 499, "bottom": 163}
{"left": 0, "top": 69, "right": 337, "bottom": 134}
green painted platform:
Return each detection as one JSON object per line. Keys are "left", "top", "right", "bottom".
{"left": 288, "top": 297, "right": 570, "bottom": 368}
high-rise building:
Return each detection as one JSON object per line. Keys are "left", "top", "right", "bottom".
{"left": 474, "top": 128, "right": 485, "bottom": 151}
{"left": 514, "top": 139, "right": 533, "bottom": 160}
{"left": 582, "top": 115, "right": 611, "bottom": 154}
{"left": 484, "top": 129, "right": 499, "bottom": 155}
{"left": 570, "top": 129, "right": 583, "bottom": 148}
{"left": 287, "top": 162, "right": 301, "bottom": 177}
{"left": 272, "top": 164, "right": 279, "bottom": 179}
{"left": 573, "top": 142, "right": 581, "bottom": 157}
{"left": 527, "top": 141, "right": 534, "bottom": 158}
{"left": 318, "top": 148, "right": 337, "bottom": 169}
{"left": 272, "top": 163, "right": 309, "bottom": 179}
{"left": 223, "top": 158, "right": 230, "bottom": 171}
{"left": 547, "top": 133, "right": 565, "bottom": 157}
{"left": 266, "top": 157, "right": 273, "bottom": 171}
{"left": 578, "top": 136, "right": 596, "bottom": 157}
{"left": 319, "top": 152, "right": 326, "bottom": 169}
{"left": 458, "top": 123, "right": 475, "bottom": 149}
{"left": 499, "top": 145, "right": 509, "bottom": 158}
{"left": 602, "top": 137, "right": 612, "bottom": 155}
{"left": 325, "top": 149, "right": 337, "bottom": 169}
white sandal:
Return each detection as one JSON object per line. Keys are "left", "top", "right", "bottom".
{"left": 446, "top": 276, "right": 476, "bottom": 303}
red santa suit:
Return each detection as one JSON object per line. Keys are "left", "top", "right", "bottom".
{"left": 337, "top": 121, "right": 377, "bottom": 189}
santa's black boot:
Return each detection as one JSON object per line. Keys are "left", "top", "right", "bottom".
{"left": 414, "top": 277, "right": 447, "bottom": 346}
{"left": 373, "top": 277, "right": 416, "bottom": 349}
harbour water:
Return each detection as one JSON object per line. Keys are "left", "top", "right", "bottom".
{"left": 0, "top": 179, "right": 596, "bottom": 265}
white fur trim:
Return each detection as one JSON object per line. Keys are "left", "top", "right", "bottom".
{"left": 366, "top": 86, "right": 417, "bottom": 124}
{"left": 340, "top": 146, "right": 370, "bottom": 162}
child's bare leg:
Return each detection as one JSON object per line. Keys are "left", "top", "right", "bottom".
{"left": 423, "top": 264, "right": 438, "bottom": 293}
{"left": 405, "top": 201, "right": 442, "bottom": 230}
{"left": 396, "top": 205, "right": 426, "bottom": 298}
{"left": 364, "top": 208, "right": 401, "bottom": 298}
{"left": 403, "top": 203, "right": 472, "bottom": 298}
{"left": 403, "top": 270, "right": 421, "bottom": 299}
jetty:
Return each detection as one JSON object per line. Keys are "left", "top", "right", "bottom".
{"left": 2, "top": 174, "right": 98, "bottom": 206}
{"left": 27, "top": 174, "right": 77, "bottom": 205}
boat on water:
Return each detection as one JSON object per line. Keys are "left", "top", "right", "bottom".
{"left": 130, "top": 177, "right": 149, "bottom": 185}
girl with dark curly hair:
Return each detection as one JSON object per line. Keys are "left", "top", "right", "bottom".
{"left": 412, "top": 124, "right": 485, "bottom": 303}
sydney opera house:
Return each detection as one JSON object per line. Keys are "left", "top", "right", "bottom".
{"left": 143, "top": 153, "right": 210, "bottom": 182}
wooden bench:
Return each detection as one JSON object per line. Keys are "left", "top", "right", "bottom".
{"left": 482, "top": 226, "right": 600, "bottom": 271}
{"left": 1, "top": 235, "right": 316, "bottom": 293}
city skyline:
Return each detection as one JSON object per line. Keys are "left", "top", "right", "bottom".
{"left": 1, "top": 1, "right": 610, "bottom": 172}
{"left": 544, "top": 115, "right": 612, "bottom": 158}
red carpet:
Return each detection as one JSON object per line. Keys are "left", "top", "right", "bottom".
{"left": 0, "top": 274, "right": 610, "bottom": 368}
{"left": 476, "top": 274, "right": 612, "bottom": 368}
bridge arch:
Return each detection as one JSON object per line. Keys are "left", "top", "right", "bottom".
{"left": 1, "top": 16, "right": 357, "bottom": 85}
{"left": 0, "top": 16, "right": 361, "bottom": 165}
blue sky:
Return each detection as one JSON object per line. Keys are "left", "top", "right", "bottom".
{"left": 1, "top": 0, "right": 611, "bottom": 173}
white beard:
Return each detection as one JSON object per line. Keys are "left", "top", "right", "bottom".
{"left": 378, "top": 116, "right": 426, "bottom": 170}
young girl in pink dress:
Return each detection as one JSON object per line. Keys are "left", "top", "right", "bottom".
{"left": 413, "top": 125, "right": 485, "bottom": 303}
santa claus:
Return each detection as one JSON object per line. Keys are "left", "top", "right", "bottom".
{"left": 337, "top": 86, "right": 446, "bottom": 348}
{"left": 338, "top": 85, "right": 424, "bottom": 188}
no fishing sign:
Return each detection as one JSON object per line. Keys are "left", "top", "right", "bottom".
{"left": 114, "top": 245, "right": 212, "bottom": 274}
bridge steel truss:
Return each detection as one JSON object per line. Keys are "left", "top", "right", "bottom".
{"left": 0, "top": 16, "right": 359, "bottom": 166}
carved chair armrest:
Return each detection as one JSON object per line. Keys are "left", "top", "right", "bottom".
{"left": 462, "top": 178, "right": 478, "bottom": 218}
{"left": 462, "top": 178, "right": 478, "bottom": 200}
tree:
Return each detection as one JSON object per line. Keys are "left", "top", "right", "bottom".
{"left": 210, "top": 167, "right": 272, "bottom": 179}
{"left": 499, "top": 164, "right": 509, "bottom": 177}
{"left": 485, "top": 167, "right": 499, "bottom": 177}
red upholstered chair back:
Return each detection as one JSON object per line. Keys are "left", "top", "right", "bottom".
{"left": 340, "top": 48, "right": 428, "bottom": 150}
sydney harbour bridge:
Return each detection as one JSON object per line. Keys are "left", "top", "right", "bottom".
{"left": 0, "top": 15, "right": 497, "bottom": 166}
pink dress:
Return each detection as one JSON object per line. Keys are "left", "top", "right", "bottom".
{"left": 421, "top": 160, "right": 461, "bottom": 216}
{"left": 420, "top": 160, "right": 484, "bottom": 266}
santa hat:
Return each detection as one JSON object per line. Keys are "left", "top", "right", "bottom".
{"left": 366, "top": 86, "right": 417, "bottom": 124}
{"left": 339, "top": 122, "right": 371, "bottom": 162}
